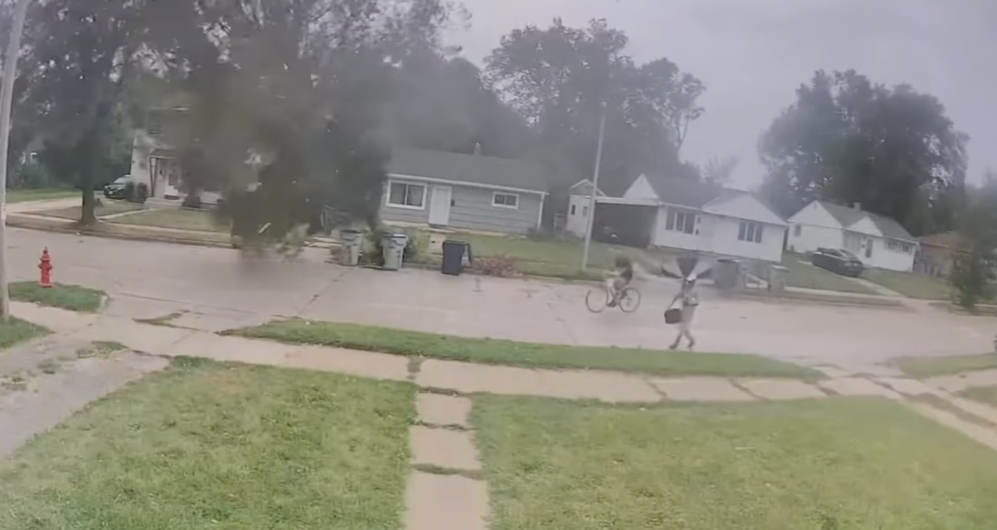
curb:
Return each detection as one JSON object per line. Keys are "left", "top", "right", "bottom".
{"left": 7, "top": 219, "right": 233, "bottom": 249}
{"left": 734, "top": 289, "right": 907, "bottom": 309}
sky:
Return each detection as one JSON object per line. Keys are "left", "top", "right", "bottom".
{"left": 445, "top": 0, "right": 997, "bottom": 189}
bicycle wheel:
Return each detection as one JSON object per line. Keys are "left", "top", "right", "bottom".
{"left": 618, "top": 287, "right": 642, "bottom": 313}
{"left": 585, "top": 288, "right": 610, "bottom": 313}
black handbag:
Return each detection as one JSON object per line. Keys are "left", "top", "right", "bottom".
{"left": 664, "top": 307, "right": 682, "bottom": 325}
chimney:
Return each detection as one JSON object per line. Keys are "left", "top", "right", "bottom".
{"left": 852, "top": 202, "right": 861, "bottom": 210}
{"left": 473, "top": 142, "right": 482, "bottom": 156}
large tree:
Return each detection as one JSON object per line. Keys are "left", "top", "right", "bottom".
{"left": 486, "top": 18, "right": 706, "bottom": 196}
{"left": 140, "top": 0, "right": 457, "bottom": 241}
{"left": 19, "top": 0, "right": 150, "bottom": 224}
{"left": 759, "top": 69, "right": 968, "bottom": 236}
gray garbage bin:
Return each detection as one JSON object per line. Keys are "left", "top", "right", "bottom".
{"left": 382, "top": 233, "right": 408, "bottom": 271}
{"left": 768, "top": 265, "right": 788, "bottom": 292}
{"left": 338, "top": 229, "right": 362, "bottom": 266}
{"left": 714, "top": 258, "right": 742, "bottom": 291}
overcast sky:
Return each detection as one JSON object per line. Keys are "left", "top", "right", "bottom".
{"left": 446, "top": 0, "right": 997, "bottom": 188}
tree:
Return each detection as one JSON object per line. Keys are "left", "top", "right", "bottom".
{"left": 486, "top": 18, "right": 706, "bottom": 196}
{"left": 19, "top": 0, "right": 150, "bottom": 225}
{"left": 143, "top": 0, "right": 458, "bottom": 244}
{"left": 951, "top": 171, "right": 997, "bottom": 308}
{"left": 759, "top": 70, "right": 968, "bottom": 236}
{"left": 699, "top": 155, "right": 739, "bottom": 188}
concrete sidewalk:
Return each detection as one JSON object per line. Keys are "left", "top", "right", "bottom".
{"left": 10, "top": 301, "right": 997, "bottom": 530}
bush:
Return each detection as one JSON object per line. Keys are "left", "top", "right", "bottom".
{"left": 402, "top": 230, "right": 429, "bottom": 262}
{"left": 182, "top": 193, "right": 202, "bottom": 209}
{"left": 125, "top": 182, "right": 149, "bottom": 204}
{"left": 951, "top": 250, "right": 994, "bottom": 308}
{"left": 474, "top": 254, "right": 521, "bottom": 277}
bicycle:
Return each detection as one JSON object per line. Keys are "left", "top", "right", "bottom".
{"left": 586, "top": 283, "right": 642, "bottom": 313}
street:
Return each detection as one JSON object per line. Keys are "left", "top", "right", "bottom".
{"left": 5, "top": 227, "right": 993, "bottom": 372}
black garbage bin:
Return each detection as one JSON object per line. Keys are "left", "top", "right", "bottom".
{"left": 441, "top": 240, "right": 471, "bottom": 275}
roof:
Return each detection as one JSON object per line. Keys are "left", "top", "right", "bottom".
{"left": 387, "top": 148, "right": 548, "bottom": 193}
{"left": 919, "top": 231, "right": 969, "bottom": 251}
{"left": 643, "top": 176, "right": 721, "bottom": 207}
{"left": 568, "top": 179, "right": 606, "bottom": 197}
{"left": 816, "top": 201, "right": 915, "bottom": 241}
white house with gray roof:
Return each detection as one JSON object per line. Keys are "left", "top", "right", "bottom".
{"left": 379, "top": 148, "right": 548, "bottom": 235}
{"left": 787, "top": 200, "right": 918, "bottom": 272}
{"left": 567, "top": 174, "right": 788, "bottom": 262}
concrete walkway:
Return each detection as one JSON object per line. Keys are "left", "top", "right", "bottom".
{"left": 9, "top": 302, "right": 997, "bottom": 529}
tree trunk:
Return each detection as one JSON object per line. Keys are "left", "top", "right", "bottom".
{"left": 80, "top": 185, "right": 97, "bottom": 226}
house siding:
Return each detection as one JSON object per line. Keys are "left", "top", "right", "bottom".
{"left": 379, "top": 178, "right": 542, "bottom": 234}
{"left": 712, "top": 217, "right": 785, "bottom": 262}
{"left": 652, "top": 206, "right": 706, "bottom": 252}
{"left": 788, "top": 202, "right": 846, "bottom": 254}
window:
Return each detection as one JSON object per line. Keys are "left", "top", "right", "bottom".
{"left": 570, "top": 204, "right": 576, "bottom": 215}
{"left": 582, "top": 206, "right": 589, "bottom": 217}
{"left": 738, "top": 221, "right": 763, "bottom": 243}
{"left": 887, "top": 239, "right": 913, "bottom": 253}
{"left": 666, "top": 209, "right": 696, "bottom": 234}
{"left": 794, "top": 224, "right": 802, "bottom": 237}
{"left": 387, "top": 181, "right": 426, "bottom": 209}
{"left": 492, "top": 192, "right": 519, "bottom": 209}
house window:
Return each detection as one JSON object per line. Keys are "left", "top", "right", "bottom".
{"left": 570, "top": 204, "right": 576, "bottom": 215}
{"left": 887, "top": 239, "right": 913, "bottom": 253}
{"left": 666, "top": 209, "right": 696, "bottom": 234}
{"left": 492, "top": 192, "right": 519, "bottom": 209}
{"left": 387, "top": 181, "right": 426, "bottom": 209}
{"left": 794, "top": 224, "right": 802, "bottom": 237}
{"left": 738, "top": 221, "right": 763, "bottom": 243}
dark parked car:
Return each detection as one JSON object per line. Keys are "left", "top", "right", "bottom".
{"left": 103, "top": 175, "right": 132, "bottom": 199}
{"left": 811, "top": 248, "right": 864, "bottom": 277}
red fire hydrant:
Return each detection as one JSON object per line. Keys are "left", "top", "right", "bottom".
{"left": 39, "top": 248, "right": 53, "bottom": 288}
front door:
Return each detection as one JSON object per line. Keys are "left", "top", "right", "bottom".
{"left": 428, "top": 185, "right": 452, "bottom": 226}
{"left": 865, "top": 237, "right": 874, "bottom": 259}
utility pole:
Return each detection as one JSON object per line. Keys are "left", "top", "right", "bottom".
{"left": 581, "top": 101, "right": 607, "bottom": 270}
{"left": 0, "top": 0, "right": 32, "bottom": 320}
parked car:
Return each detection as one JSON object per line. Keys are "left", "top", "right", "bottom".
{"left": 811, "top": 248, "right": 864, "bottom": 277}
{"left": 103, "top": 175, "right": 132, "bottom": 199}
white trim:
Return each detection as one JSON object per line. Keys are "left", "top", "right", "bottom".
{"left": 388, "top": 173, "right": 546, "bottom": 197}
{"left": 386, "top": 179, "right": 428, "bottom": 210}
{"left": 567, "top": 178, "right": 606, "bottom": 196}
{"left": 491, "top": 191, "right": 520, "bottom": 209}
{"left": 537, "top": 193, "right": 546, "bottom": 229}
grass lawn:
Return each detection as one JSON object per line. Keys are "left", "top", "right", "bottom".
{"left": 112, "top": 207, "right": 227, "bottom": 232}
{"left": 6, "top": 188, "right": 77, "bottom": 203}
{"left": 894, "top": 354, "right": 997, "bottom": 379}
{"left": 230, "top": 319, "right": 821, "bottom": 379}
{"left": 36, "top": 200, "right": 144, "bottom": 220}
{"left": 427, "top": 232, "right": 677, "bottom": 274}
{"left": 0, "top": 317, "right": 49, "bottom": 349}
{"left": 9, "top": 282, "right": 105, "bottom": 312}
{"left": 958, "top": 386, "right": 997, "bottom": 407}
{"left": 781, "top": 256, "right": 877, "bottom": 294}
{"left": 863, "top": 269, "right": 952, "bottom": 300}
{"left": 0, "top": 358, "right": 414, "bottom": 529}
{"left": 472, "top": 395, "right": 997, "bottom": 530}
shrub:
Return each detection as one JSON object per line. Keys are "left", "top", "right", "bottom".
{"left": 402, "top": 230, "right": 429, "bottom": 262}
{"left": 126, "top": 182, "right": 149, "bottom": 204}
{"left": 182, "top": 193, "right": 202, "bottom": 209}
{"left": 951, "top": 250, "right": 994, "bottom": 308}
{"left": 474, "top": 254, "right": 521, "bottom": 277}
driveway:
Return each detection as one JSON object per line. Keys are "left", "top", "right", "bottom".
{"left": 5, "top": 228, "right": 993, "bottom": 371}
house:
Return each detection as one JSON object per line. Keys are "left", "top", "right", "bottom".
{"left": 565, "top": 174, "right": 788, "bottom": 262}
{"left": 379, "top": 148, "right": 548, "bottom": 235}
{"left": 786, "top": 201, "right": 918, "bottom": 272}
{"left": 914, "top": 232, "right": 969, "bottom": 277}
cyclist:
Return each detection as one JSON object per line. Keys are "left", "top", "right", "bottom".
{"left": 606, "top": 255, "right": 634, "bottom": 307}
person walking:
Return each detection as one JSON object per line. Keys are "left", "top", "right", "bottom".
{"left": 669, "top": 274, "right": 700, "bottom": 350}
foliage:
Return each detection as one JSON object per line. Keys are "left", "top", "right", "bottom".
{"left": 143, "top": 0, "right": 456, "bottom": 243}
{"left": 9, "top": 282, "right": 105, "bottom": 312}
{"left": 950, "top": 176, "right": 997, "bottom": 308}
{"left": 475, "top": 254, "right": 521, "bottom": 277}
{"left": 486, "top": 18, "right": 706, "bottom": 196}
{"left": 19, "top": 0, "right": 146, "bottom": 225}
{"left": 122, "top": 181, "right": 149, "bottom": 204}
{"left": 759, "top": 70, "right": 968, "bottom": 237}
